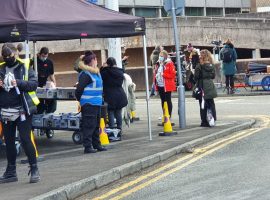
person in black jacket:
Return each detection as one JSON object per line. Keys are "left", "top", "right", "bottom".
{"left": 100, "top": 57, "right": 128, "bottom": 131}
{"left": 36, "top": 47, "right": 57, "bottom": 114}
{"left": 0, "top": 44, "right": 40, "bottom": 184}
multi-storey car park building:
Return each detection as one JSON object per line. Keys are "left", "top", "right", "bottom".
{"left": 95, "top": 0, "right": 251, "bottom": 17}
{"left": 6, "top": 0, "right": 270, "bottom": 89}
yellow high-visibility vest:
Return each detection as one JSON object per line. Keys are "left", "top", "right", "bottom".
{"left": 22, "top": 58, "right": 40, "bottom": 106}
{"left": 1, "top": 58, "right": 39, "bottom": 105}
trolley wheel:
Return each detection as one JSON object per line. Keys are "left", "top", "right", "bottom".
{"left": 72, "top": 131, "right": 82, "bottom": 145}
{"left": 261, "top": 76, "right": 270, "bottom": 91}
{"left": 46, "top": 130, "right": 54, "bottom": 139}
{"left": 15, "top": 142, "right": 21, "bottom": 157}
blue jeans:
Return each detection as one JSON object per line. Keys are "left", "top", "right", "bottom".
{"left": 108, "top": 109, "right": 122, "bottom": 129}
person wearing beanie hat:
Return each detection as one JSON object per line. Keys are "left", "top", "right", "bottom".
{"left": 187, "top": 43, "right": 193, "bottom": 52}
{"left": 75, "top": 51, "right": 107, "bottom": 153}
{"left": 184, "top": 43, "right": 200, "bottom": 70}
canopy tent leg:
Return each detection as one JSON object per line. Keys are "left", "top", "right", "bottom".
{"left": 142, "top": 35, "right": 152, "bottom": 141}
{"left": 33, "top": 42, "right": 38, "bottom": 75}
{"left": 24, "top": 40, "right": 30, "bottom": 62}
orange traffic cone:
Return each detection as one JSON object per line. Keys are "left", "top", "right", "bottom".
{"left": 99, "top": 118, "right": 110, "bottom": 146}
{"left": 159, "top": 102, "right": 177, "bottom": 136}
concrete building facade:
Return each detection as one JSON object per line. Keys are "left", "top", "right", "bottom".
{"left": 24, "top": 14, "right": 270, "bottom": 88}
{"left": 251, "top": 0, "right": 270, "bottom": 12}
{"left": 95, "top": 0, "right": 251, "bottom": 17}
{"left": 10, "top": 1, "right": 270, "bottom": 89}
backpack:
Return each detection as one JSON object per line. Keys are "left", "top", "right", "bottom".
{"left": 221, "top": 48, "right": 233, "bottom": 63}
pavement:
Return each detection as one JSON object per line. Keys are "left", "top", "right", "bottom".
{"left": 135, "top": 86, "right": 270, "bottom": 99}
{"left": 0, "top": 87, "right": 264, "bottom": 200}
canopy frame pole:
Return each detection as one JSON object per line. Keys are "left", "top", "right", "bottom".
{"left": 171, "top": 0, "right": 186, "bottom": 128}
{"left": 33, "top": 42, "right": 38, "bottom": 75}
{"left": 25, "top": 40, "right": 30, "bottom": 62}
{"left": 142, "top": 35, "right": 152, "bottom": 141}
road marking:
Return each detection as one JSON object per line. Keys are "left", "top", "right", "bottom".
{"left": 92, "top": 154, "right": 194, "bottom": 200}
{"left": 109, "top": 128, "right": 263, "bottom": 200}
{"left": 92, "top": 126, "right": 252, "bottom": 200}
{"left": 92, "top": 116, "right": 267, "bottom": 200}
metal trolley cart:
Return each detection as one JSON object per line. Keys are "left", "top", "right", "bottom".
{"left": 235, "top": 62, "right": 270, "bottom": 91}
{"left": 246, "top": 73, "right": 270, "bottom": 91}
{"left": 32, "top": 112, "right": 83, "bottom": 144}
{"left": 34, "top": 87, "right": 84, "bottom": 144}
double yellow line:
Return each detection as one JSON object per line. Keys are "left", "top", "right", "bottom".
{"left": 92, "top": 117, "right": 268, "bottom": 200}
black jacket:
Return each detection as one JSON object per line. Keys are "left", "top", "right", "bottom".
{"left": 100, "top": 66, "right": 127, "bottom": 110}
{"left": 0, "top": 60, "right": 38, "bottom": 114}
{"left": 75, "top": 72, "right": 93, "bottom": 101}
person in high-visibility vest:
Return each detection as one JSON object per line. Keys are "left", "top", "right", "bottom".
{"left": 0, "top": 44, "right": 40, "bottom": 184}
{"left": 75, "top": 50, "right": 107, "bottom": 153}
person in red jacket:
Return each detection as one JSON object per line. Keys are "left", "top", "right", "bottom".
{"left": 154, "top": 50, "right": 176, "bottom": 117}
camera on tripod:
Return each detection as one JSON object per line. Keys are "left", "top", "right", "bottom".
{"left": 211, "top": 40, "right": 222, "bottom": 46}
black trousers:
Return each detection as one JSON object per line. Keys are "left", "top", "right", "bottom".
{"left": 108, "top": 109, "right": 122, "bottom": 129}
{"left": 81, "top": 104, "right": 101, "bottom": 148}
{"left": 2, "top": 115, "right": 36, "bottom": 165}
{"left": 225, "top": 75, "right": 234, "bottom": 88}
{"left": 198, "top": 98, "right": 216, "bottom": 124}
{"left": 37, "top": 99, "right": 57, "bottom": 114}
{"left": 158, "top": 87, "right": 172, "bottom": 117}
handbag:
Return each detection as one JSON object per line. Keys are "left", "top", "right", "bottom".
{"left": 192, "top": 67, "right": 203, "bottom": 100}
{"left": 0, "top": 107, "right": 21, "bottom": 122}
{"left": 192, "top": 87, "right": 202, "bottom": 100}
{"left": 206, "top": 108, "right": 215, "bottom": 127}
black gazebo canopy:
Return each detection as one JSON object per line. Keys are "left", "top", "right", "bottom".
{"left": 0, "top": 0, "right": 145, "bottom": 42}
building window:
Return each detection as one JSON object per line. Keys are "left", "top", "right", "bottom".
{"left": 206, "top": 8, "right": 223, "bottom": 16}
{"left": 225, "top": 8, "right": 241, "bottom": 14}
{"left": 135, "top": 8, "right": 158, "bottom": 18}
{"left": 161, "top": 7, "right": 169, "bottom": 17}
{"left": 119, "top": 7, "right": 133, "bottom": 15}
{"left": 185, "top": 7, "right": 204, "bottom": 16}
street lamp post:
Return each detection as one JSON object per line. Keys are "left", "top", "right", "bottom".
{"left": 170, "top": 0, "right": 186, "bottom": 128}
{"left": 105, "top": 0, "right": 122, "bottom": 69}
